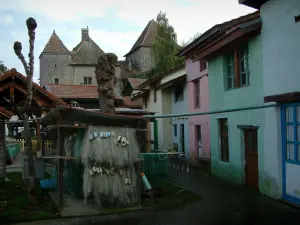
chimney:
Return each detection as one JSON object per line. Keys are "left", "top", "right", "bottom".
{"left": 128, "top": 60, "right": 132, "bottom": 72}
{"left": 81, "top": 26, "right": 89, "bottom": 41}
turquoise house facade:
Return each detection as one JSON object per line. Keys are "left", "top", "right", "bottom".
{"left": 208, "top": 34, "right": 264, "bottom": 185}
{"left": 187, "top": 12, "right": 269, "bottom": 191}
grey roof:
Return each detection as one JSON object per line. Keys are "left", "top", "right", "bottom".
{"left": 71, "top": 34, "right": 105, "bottom": 65}
{"left": 124, "top": 19, "right": 157, "bottom": 57}
{"left": 40, "top": 30, "right": 70, "bottom": 55}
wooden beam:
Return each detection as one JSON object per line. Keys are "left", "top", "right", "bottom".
{"left": 9, "top": 86, "right": 15, "bottom": 104}
{"left": 0, "top": 119, "right": 6, "bottom": 182}
{"left": 14, "top": 84, "right": 51, "bottom": 107}
{"left": 57, "top": 115, "right": 64, "bottom": 209}
{"left": 193, "top": 30, "right": 243, "bottom": 62}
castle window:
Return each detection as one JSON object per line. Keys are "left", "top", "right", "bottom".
{"left": 54, "top": 78, "right": 59, "bottom": 84}
{"left": 84, "top": 77, "right": 92, "bottom": 85}
{"left": 54, "top": 63, "right": 57, "bottom": 68}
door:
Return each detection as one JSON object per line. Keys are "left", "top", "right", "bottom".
{"left": 244, "top": 129, "right": 259, "bottom": 189}
{"left": 282, "top": 103, "right": 300, "bottom": 205}
{"left": 154, "top": 120, "right": 158, "bottom": 150}
{"left": 180, "top": 124, "right": 185, "bottom": 153}
{"left": 195, "top": 125, "right": 202, "bottom": 158}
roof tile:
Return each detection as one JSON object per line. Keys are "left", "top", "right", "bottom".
{"left": 46, "top": 84, "right": 122, "bottom": 99}
{"left": 41, "top": 31, "right": 70, "bottom": 55}
{"left": 124, "top": 19, "right": 157, "bottom": 57}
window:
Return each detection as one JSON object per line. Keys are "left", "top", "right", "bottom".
{"left": 194, "top": 79, "right": 200, "bottom": 108}
{"left": 153, "top": 87, "right": 157, "bottom": 103}
{"left": 200, "top": 60, "right": 207, "bottom": 71}
{"left": 54, "top": 78, "right": 59, "bottom": 84}
{"left": 54, "top": 63, "right": 57, "bottom": 68}
{"left": 219, "top": 118, "right": 229, "bottom": 162}
{"left": 143, "top": 97, "right": 147, "bottom": 109}
{"left": 174, "top": 83, "right": 184, "bottom": 102}
{"left": 283, "top": 104, "right": 300, "bottom": 162}
{"left": 84, "top": 77, "right": 92, "bottom": 85}
{"left": 195, "top": 125, "right": 202, "bottom": 158}
{"left": 225, "top": 45, "right": 250, "bottom": 90}
{"left": 174, "top": 124, "right": 177, "bottom": 137}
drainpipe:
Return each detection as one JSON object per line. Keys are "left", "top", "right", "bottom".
{"left": 143, "top": 103, "right": 279, "bottom": 119}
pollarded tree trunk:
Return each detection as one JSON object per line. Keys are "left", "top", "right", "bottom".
{"left": 13, "top": 17, "right": 37, "bottom": 200}
{"left": 94, "top": 53, "right": 118, "bottom": 113}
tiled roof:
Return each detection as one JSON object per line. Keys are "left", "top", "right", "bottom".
{"left": 45, "top": 84, "right": 122, "bottom": 99}
{"left": 127, "top": 78, "right": 147, "bottom": 89}
{"left": 124, "top": 19, "right": 157, "bottom": 57}
{"left": 71, "top": 34, "right": 105, "bottom": 65}
{"left": 118, "top": 60, "right": 140, "bottom": 79}
{"left": 176, "top": 11, "right": 260, "bottom": 57}
{"left": 122, "top": 96, "right": 143, "bottom": 108}
{"left": 40, "top": 30, "right": 70, "bottom": 56}
{"left": 0, "top": 69, "right": 67, "bottom": 106}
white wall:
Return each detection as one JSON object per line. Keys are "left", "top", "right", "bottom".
{"left": 260, "top": 0, "right": 300, "bottom": 199}
{"left": 261, "top": 0, "right": 300, "bottom": 96}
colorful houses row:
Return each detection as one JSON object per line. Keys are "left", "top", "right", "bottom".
{"left": 133, "top": 0, "right": 300, "bottom": 206}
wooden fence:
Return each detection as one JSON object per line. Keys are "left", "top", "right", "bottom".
{"left": 13, "top": 139, "right": 54, "bottom": 153}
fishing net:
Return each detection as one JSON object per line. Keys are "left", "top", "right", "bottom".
{"left": 81, "top": 126, "right": 140, "bottom": 207}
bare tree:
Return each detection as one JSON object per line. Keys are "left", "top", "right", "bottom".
{"left": 13, "top": 17, "right": 37, "bottom": 200}
{"left": 94, "top": 53, "right": 118, "bottom": 113}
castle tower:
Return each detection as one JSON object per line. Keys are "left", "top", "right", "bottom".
{"left": 39, "top": 30, "right": 71, "bottom": 86}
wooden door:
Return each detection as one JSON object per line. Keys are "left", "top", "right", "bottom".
{"left": 244, "top": 129, "right": 258, "bottom": 189}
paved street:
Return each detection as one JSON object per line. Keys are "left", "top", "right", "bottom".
{"left": 15, "top": 166, "right": 300, "bottom": 225}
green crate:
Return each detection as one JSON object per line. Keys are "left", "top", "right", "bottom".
{"left": 140, "top": 153, "right": 168, "bottom": 183}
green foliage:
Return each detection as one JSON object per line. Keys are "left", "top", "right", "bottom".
{"left": 0, "top": 61, "right": 8, "bottom": 74}
{"left": 141, "top": 12, "right": 184, "bottom": 79}
{"left": 0, "top": 172, "right": 59, "bottom": 224}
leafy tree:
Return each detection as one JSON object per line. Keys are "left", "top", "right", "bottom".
{"left": 0, "top": 61, "right": 8, "bottom": 74}
{"left": 144, "top": 12, "right": 183, "bottom": 78}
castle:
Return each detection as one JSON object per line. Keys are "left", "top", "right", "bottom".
{"left": 39, "top": 20, "right": 157, "bottom": 95}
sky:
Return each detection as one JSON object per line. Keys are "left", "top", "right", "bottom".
{"left": 0, "top": 0, "right": 255, "bottom": 83}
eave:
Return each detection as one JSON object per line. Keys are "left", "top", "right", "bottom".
{"left": 264, "top": 92, "right": 300, "bottom": 103}
{"left": 239, "top": 0, "right": 268, "bottom": 9}
{"left": 192, "top": 18, "right": 262, "bottom": 62}
{"left": 131, "top": 90, "right": 150, "bottom": 102}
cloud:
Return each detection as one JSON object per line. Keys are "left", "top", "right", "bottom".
{"left": 0, "top": 15, "right": 14, "bottom": 25}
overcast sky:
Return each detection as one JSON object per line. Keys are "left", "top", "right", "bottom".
{"left": 0, "top": 0, "right": 255, "bottom": 83}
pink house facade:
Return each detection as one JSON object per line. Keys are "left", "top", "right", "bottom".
{"left": 185, "top": 58, "right": 210, "bottom": 164}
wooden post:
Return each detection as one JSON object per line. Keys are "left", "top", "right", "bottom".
{"left": 36, "top": 119, "right": 41, "bottom": 154}
{"left": 41, "top": 126, "right": 45, "bottom": 157}
{"left": 147, "top": 119, "right": 151, "bottom": 153}
{"left": 57, "top": 116, "right": 64, "bottom": 209}
{"left": 0, "top": 118, "right": 6, "bottom": 182}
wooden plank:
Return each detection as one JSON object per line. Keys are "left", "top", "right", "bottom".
{"left": 0, "top": 119, "right": 6, "bottom": 182}
{"left": 57, "top": 117, "right": 64, "bottom": 209}
{"left": 147, "top": 120, "right": 151, "bottom": 153}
